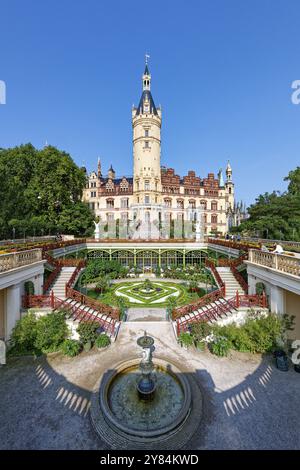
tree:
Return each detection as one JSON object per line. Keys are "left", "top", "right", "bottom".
{"left": 96, "top": 275, "right": 111, "bottom": 294}
{"left": 238, "top": 169, "right": 300, "bottom": 241}
{"left": 284, "top": 167, "right": 300, "bottom": 196}
{"left": 0, "top": 144, "right": 94, "bottom": 238}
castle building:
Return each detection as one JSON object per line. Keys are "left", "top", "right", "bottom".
{"left": 82, "top": 61, "right": 235, "bottom": 237}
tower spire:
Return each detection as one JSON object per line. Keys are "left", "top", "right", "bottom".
{"left": 143, "top": 55, "right": 151, "bottom": 91}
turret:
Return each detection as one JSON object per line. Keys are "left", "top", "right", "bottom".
{"left": 132, "top": 57, "right": 162, "bottom": 205}
{"left": 108, "top": 164, "right": 115, "bottom": 180}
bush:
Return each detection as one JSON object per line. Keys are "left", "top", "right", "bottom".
{"left": 77, "top": 321, "right": 99, "bottom": 345}
{"left": 210, "top": 335, "right": 231, "bottom": 357}
{"left": 209, "top": 313, "right": 295, "bottom": 355}
{"left": 61, "top": 339, "right": 81, "bottom": 357}
{"left": 9, "top": 313, "right": 38, "bottom": 354}
{"left": 190, "top": 321, "right": 212, "bottom": 342}
{"left": 178, "top": 332, "right": 194, "bottom": 348}
{"left": 83, "top": 340, "right": 92, "bottom": 351}
{"left": 95, "top": 334, "right": 111, "bottom": 348}
{"left": 242, "top": 315, "right": 281, "bottom": 353}
{"left": 34, "top": 311, "right": 69, "bottom": 353}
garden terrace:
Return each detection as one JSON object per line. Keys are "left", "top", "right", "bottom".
{"left": 0, "top": 249, "right": 42, "bottom": 273}
{"left": 248, "top": 249, "right": 300, "bottom": 277}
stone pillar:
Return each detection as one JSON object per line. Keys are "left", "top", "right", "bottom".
{"left": 270, "top": 285, "right": 285, "bottom": 314}
{"left": 6, "top": 284, "right": 21, "bottom": 339}
{"left": 33, "top": 274, "right": 43, "bottom": 295}
{"left": 248, "top": 274, "right": 257, "bottom": 295}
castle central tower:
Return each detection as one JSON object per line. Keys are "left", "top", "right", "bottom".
{"left": 132, "top": 61, "right": 162, "bottom": 209}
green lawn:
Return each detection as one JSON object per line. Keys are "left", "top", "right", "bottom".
{"left": 86, "top": 280, "right": 205, "bottom": 308}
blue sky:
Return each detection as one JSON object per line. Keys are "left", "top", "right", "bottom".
{"left": 0, "top": 0, "right": 300, "bottom": 205}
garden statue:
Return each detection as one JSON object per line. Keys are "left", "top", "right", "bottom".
{"left": 195, "top": 219, "right": 201, "bottom": 242}
{"left": 94, "top": 220, "right": 101, "bottom": 240}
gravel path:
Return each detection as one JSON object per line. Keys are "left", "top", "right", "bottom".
{"left": 0, "top": 321, "right": 300, "bottom": 450}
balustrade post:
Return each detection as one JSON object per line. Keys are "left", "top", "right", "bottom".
{"left": 236, "top": 290, "right": 240, "bottom": 308}
{"left": 50, "top": 290, "right": 54, "bottom": 308}
{"left": 176, "top": 320, "right": 180, "bottom": 337}
{"left": 262, "top": 291, "right": 267, "bottom": 308}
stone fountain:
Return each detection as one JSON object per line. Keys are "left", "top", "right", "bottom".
{"left": 90, "top": 331, "right": 202, "bottom": 450}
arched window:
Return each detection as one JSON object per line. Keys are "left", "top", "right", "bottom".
{"left": 106, "top": 198, "right": 114, "bottom": 209}
{"left": 200, "top": 200, "right": 207, "bottom": 210}
{"left": 211, "top": 201, "right": 217, "bottom": 211}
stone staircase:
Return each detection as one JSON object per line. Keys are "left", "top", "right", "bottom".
{"left": 55, "top": 298, "right": 121, "bottom": 341}
{"left": 45, "top": 266, "right": 120, "bottom": 340}
{"left": 216, "top": 267, "right": 245, "bottom": 298}
{"left": 46, "top": 267, "right": 77, "bottom": 299}
{"left": 174, "top": 297, "right": 238, "bottom": 335}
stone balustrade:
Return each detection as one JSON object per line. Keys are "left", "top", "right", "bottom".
{"left": 0, "top": 249, "right": 43, "bottom": 273}
{"left": 248, "top": 249, "right": 300, "bottom": 276}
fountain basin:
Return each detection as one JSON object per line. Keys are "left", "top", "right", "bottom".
{"left": 99, "top": 359, "right": 191, "bottom": 439}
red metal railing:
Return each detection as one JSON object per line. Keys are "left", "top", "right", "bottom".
{"left": 172, "top": 258, "right": 226, "bottom": 320}
{"left": 64, "top": 261, "right": 120, "bottom": 321}
{"left": 217, "top": 254, "right": 248, "bottom": 267}
{"left": 176, "top": 291, "right": 268, "bottom": 335}
{"left": 22, "top": 293, "right": 117, "bottom": 336}
{"left": 43, "top": 264, "right": 62, "bottom": 294}
{"left": 52, "top": 296, "right": 117, "bottom": 336}
{"left": 231, "top": 265, "right": 248, "bottom": 294}
{"left": 22, "top": 294, "right": 53, "bottom": 309}
{"left": 207, "top": 238, "right": 260, "bottom": 252}
{"left": 43, "top": 252, "right": 86, "bottom": 267}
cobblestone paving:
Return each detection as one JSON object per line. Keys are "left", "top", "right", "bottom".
{"left": 0, "top": 320, "right": 300, "bottom": 449}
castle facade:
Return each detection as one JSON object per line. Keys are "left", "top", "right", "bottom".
{"left": 83, "top": 62, "right": 236, "bottom": 238}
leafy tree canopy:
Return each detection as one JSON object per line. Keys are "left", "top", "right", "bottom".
{"left": 239, "top": 167, "right": 300, "bottom": 241}
{"left": 0, "top": 144, "right": 94, "bottom": 238}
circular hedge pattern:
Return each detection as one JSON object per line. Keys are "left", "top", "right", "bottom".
{"left": 113, "top": 281, "right": 185, "bottom": 306}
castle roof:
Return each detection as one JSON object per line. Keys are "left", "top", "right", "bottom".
{"left": 135, "top": 90, "right": 158, "bottom": 116}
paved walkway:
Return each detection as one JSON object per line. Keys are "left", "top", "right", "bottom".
{"left": 126, "top": 308, "right": 167, "bottom": 322}
{"left": 1, "top": 321, "right": 300, "bottom": 449}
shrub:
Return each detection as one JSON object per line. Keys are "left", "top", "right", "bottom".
{"left": 77, "top": 321, "right": 99, "bottom": 345}
{"left": 83, "top": 340, "right": 92, "bottom": 351}
{"left": 34, "top": 311, "right": 69, "bottom": 353}
{"left": 178, "top": 332, "right": 194, "bottom": 348}
{"left": 210, "top": 335, "right": 231, "bottom": 357}
{"left": 9, "top": 313, "right": 38, "bottom": 354}
{"left": 61, "top": 339, "right": 81, "bottom": 357}
{"left": 190, "top": 321, "right": 212, "bottom": 342}
{"left": 242, "top": 314, "right": 283, "bottom": 353}
{"left": 231, "top": 328, "right": 256, "bottom": 353}
{"left": 209, "top": 313, "right": 295, "bottom": 355}
{"left": 95, "top": 334, "right": 111, "bottom": 348}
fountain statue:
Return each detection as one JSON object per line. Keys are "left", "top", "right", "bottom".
{"left": 137, "top": 331, "right": 156, "bottom": 400}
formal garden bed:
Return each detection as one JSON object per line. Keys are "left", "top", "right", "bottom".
{"left": 86, "top": 278, "right": 206, "bottom": 308}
